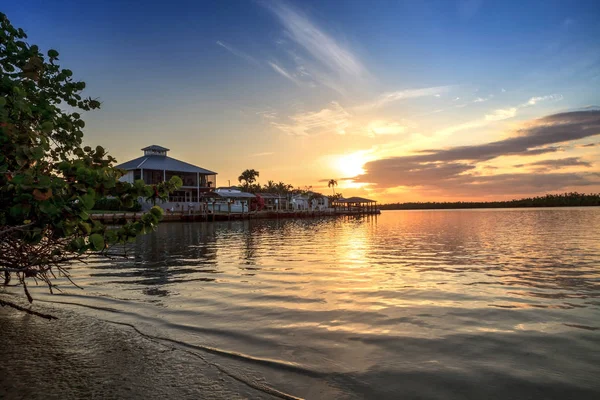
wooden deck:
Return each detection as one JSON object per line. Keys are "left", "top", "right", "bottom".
{"left": 91, "top": 208, "right": 380, "bottom": 223}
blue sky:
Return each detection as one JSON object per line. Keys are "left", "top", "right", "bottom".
{"left": 4, "top": 0, "right": 600, "bottom": 200}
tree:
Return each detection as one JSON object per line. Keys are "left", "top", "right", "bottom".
{"left": 0, "top": 13, "right": 180, "bottom": 314}
{"left": 263, "top": 180, "right": 276, "bottom": 192}
{"left": 238, "top": 169, "right": 259, "bottom": 191}
{"left": 327, "top": 193, "right": 343, "bottom": 203}
{"left": 328, "top": 179, "right": 338, "bottom": 195}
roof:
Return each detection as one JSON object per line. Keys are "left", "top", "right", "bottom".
{"left": 141, "top": 145, "right": 170, "bottom": 152}
{"left": 214, "top": 188, "right": 255, "bottom": 198}
{"left": 335, "top": 196, "right": 376, "bottom": 203}
{"left": 260, "top": 193, "right": 286, "bottom": 199}
{"left": 116, "top": 155, "right": 217, "bottom": 175}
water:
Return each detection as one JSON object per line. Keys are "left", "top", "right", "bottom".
{"left": 23, "top": 209, "right": 600, "bottom": 398}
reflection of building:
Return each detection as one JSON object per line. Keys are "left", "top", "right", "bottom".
{"left": 116, "top": 145, "right": 217, "bottom": 210}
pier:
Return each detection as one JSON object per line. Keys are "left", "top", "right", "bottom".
{"left": 91, "top": 208, "right": 380, "bottom": 224}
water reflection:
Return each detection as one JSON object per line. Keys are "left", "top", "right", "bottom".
{"left": 44, "top": 209, "right": 600, "bottom": 399}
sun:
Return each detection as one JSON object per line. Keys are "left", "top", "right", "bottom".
{"left": 335, "top": 152, "right": 367, "bottom": 178}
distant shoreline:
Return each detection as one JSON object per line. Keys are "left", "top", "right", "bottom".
{"left": 380, "top": 193, "right": 600, "bottom": 210}
{"left": 381, "top": 204, "right": 600, "bottom": 210}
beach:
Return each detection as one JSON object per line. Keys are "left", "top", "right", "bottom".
{"left": 0, "top": 302, "right": 278, "bottom": 400}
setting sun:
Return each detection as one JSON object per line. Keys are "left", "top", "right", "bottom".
{"left": 335, "top": 152, "right": 368, "bottom": 178}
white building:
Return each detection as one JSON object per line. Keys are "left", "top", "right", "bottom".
{"left": 116, "top": 145, "right": 217, "bottom": 211}
{"left": 291, "top": 193, "right": 329, "bottom": 211}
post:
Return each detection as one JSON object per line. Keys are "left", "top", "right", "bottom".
{"left": 197, "top": 172, "right": 200, "bottom": 204}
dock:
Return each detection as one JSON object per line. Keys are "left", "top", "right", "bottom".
{"left": 91, "top": 208, "right": 380, "bottom": 224}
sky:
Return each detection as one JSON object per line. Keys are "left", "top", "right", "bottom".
{"left": 5, "top": 0, "right": 600, "bottom": 202}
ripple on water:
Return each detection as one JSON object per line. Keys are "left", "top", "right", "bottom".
{"left": 17, "top": 208, "right": 600, "bottom": 399}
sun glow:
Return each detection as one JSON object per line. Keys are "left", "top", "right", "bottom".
{"left": 335, "top": 152, "right": 368, "bottom": 178}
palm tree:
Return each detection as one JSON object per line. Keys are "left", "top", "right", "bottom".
{"left": 238, "top": 169, "right": 259, "bottom": 191}
{"left": 264, "top": 180, "right": 277, "bottom": 192}
{"left": 328, "top": 179, "right": 338, "bottom": 195}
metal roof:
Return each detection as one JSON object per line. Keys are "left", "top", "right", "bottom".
{"left": 141, "top": 145, "right": 170, "bottom": 151}
{"left": 116, "top": 155, "right": 217, "bottom": 175}
{"left": 335, "top": 196, "right": 376, "bottom": 203}
{"left": 260, "top": 193, "right": 286, "bottom": 199}
{"left": 214, "top": 189, "right": 255, "bottom": 198}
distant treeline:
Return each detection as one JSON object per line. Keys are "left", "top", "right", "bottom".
{"left": 380, "top": 193, "right": 600, "bottom": 210}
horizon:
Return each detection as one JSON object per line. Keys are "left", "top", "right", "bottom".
{"left": 4, "top": 0, "right": 600, "bottom": 202}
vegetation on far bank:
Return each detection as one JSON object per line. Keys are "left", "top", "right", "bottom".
{"left": 380, "top": 193, "right": 600, "bottom": 210}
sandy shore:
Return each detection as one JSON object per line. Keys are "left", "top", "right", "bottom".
{"left": 0, "top": 302, "right": 274, "bottom": 400}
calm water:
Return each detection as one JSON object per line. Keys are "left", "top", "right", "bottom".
{"left": 30, "top": 209, "right": 600, "bottom": 398}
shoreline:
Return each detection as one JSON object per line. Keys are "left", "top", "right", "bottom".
{"left": 0, "top": 301, "right": 279, "bottom": 399}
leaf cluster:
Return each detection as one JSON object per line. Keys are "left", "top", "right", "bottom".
{"left": 0, "top": 13, "right": 180, "bottom": 302}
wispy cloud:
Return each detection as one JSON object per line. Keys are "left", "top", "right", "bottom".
{"left": 485, "top": 107, "right": 517, "bottom": 121}
{"left": 250, "top": 152, "right": 275, "bottom": 157}
{"left": 268, "top": 61, "right": 302, "bottom": 85}
{"left": 262, "top": 1, "right": 369, "bottom": 94}
{"left": 265, "top": 1, "right": 366, "bottom": 77}
{"left": 270, "top": 102, "right": 351, "bottom": 136}
{"left": 367, "top": 120, "right": 408, "bottom": 137}
{"left": 357, "top": 85, "right": 455, "bottom": 110}
{"left": 216, "top": 40, "right": 259, "bottom": 65}
{"left": 523, "top": 94, "right": 563, "bottom": 106}
{"left": 439, "top": 93, "right": 564, "bottom": 135}
{"left": 256, "top": 109, "right": 278, "bottom": 120}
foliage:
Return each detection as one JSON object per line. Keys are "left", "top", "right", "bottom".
{"left": 379, "top": 192, "right": 600, "bottom": 210}
{"left": 250, "top": 193, "right": 265, "bottom": 211}
{"left": 0, "top": 13, "right": 180, "bottom": 305}
{"left": 327, "top": 193, "right": 344, "bottom": 203}
{"left": 238, "top": 169, "right": 259, "bottom": 191}
{"left": 327, "top": 179, "right": 338, "bottom": 195}
{"left": 145, "top": 176, "right": 183, "bottom": 206}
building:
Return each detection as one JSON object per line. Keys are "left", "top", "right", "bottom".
{"left": 116, "top": 145, "right": 217, "bottom": 210}
{"left": 291, "top": 193, "right": 329, "bottom": 211}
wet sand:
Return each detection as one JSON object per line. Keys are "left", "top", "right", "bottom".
{"left": 0, "top": 303, "right": 274, "bottom": 400}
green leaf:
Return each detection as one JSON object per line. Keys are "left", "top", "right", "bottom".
{"left": 89, "top": 233, "right": 105, "bottom": 251}
{"left": 41, "top": 121, "right": 53, "bottom": 133}
{"left": 39, "top": 201, "right": 59, "bottom": 216}
{"left": 81, "top": 193, "right": 95, "bottom": 209}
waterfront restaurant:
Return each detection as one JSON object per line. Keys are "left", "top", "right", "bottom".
{"left": 116, "top": 145, "right": 217, "bottom": 209}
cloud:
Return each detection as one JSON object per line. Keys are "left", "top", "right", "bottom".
{"left": 263, "top": 1, "right": 368, "bottom": 93}
{"left": 352, "top": 109, "right": 600, "bottom": 195}
{"left": 216, "top": 41, "right": 259, "bottom": 65}
{"left": 514, "top": 157, "right": 592, "bottom": 169}
{"left": 268, "top": 61, "right": 302, "bottom": 85}
{"left": 438, "top": 93, "right": 564, "bottom": 136}
{"left": 523, "top": 94, "right": 563, "bottom": 106}
{"left": 270, "top": 101, "right": 351, "bottom": 136}
{"left": 361, "top": 86, "right": 454, "bottom": 109}
{"left": 367, "top": 120, "right": 408, "bottom": 137}
{"left": 256, "top": 109, "right": 278, "bottom": 120}
{"left": 250, "top": 152, "right": 275, "bottom": 157}
{"left": 485, "top": 107, "right": 517, "bottom": 121}
{"left": 580, "top": 142, "right": 599, "bottom": 148}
